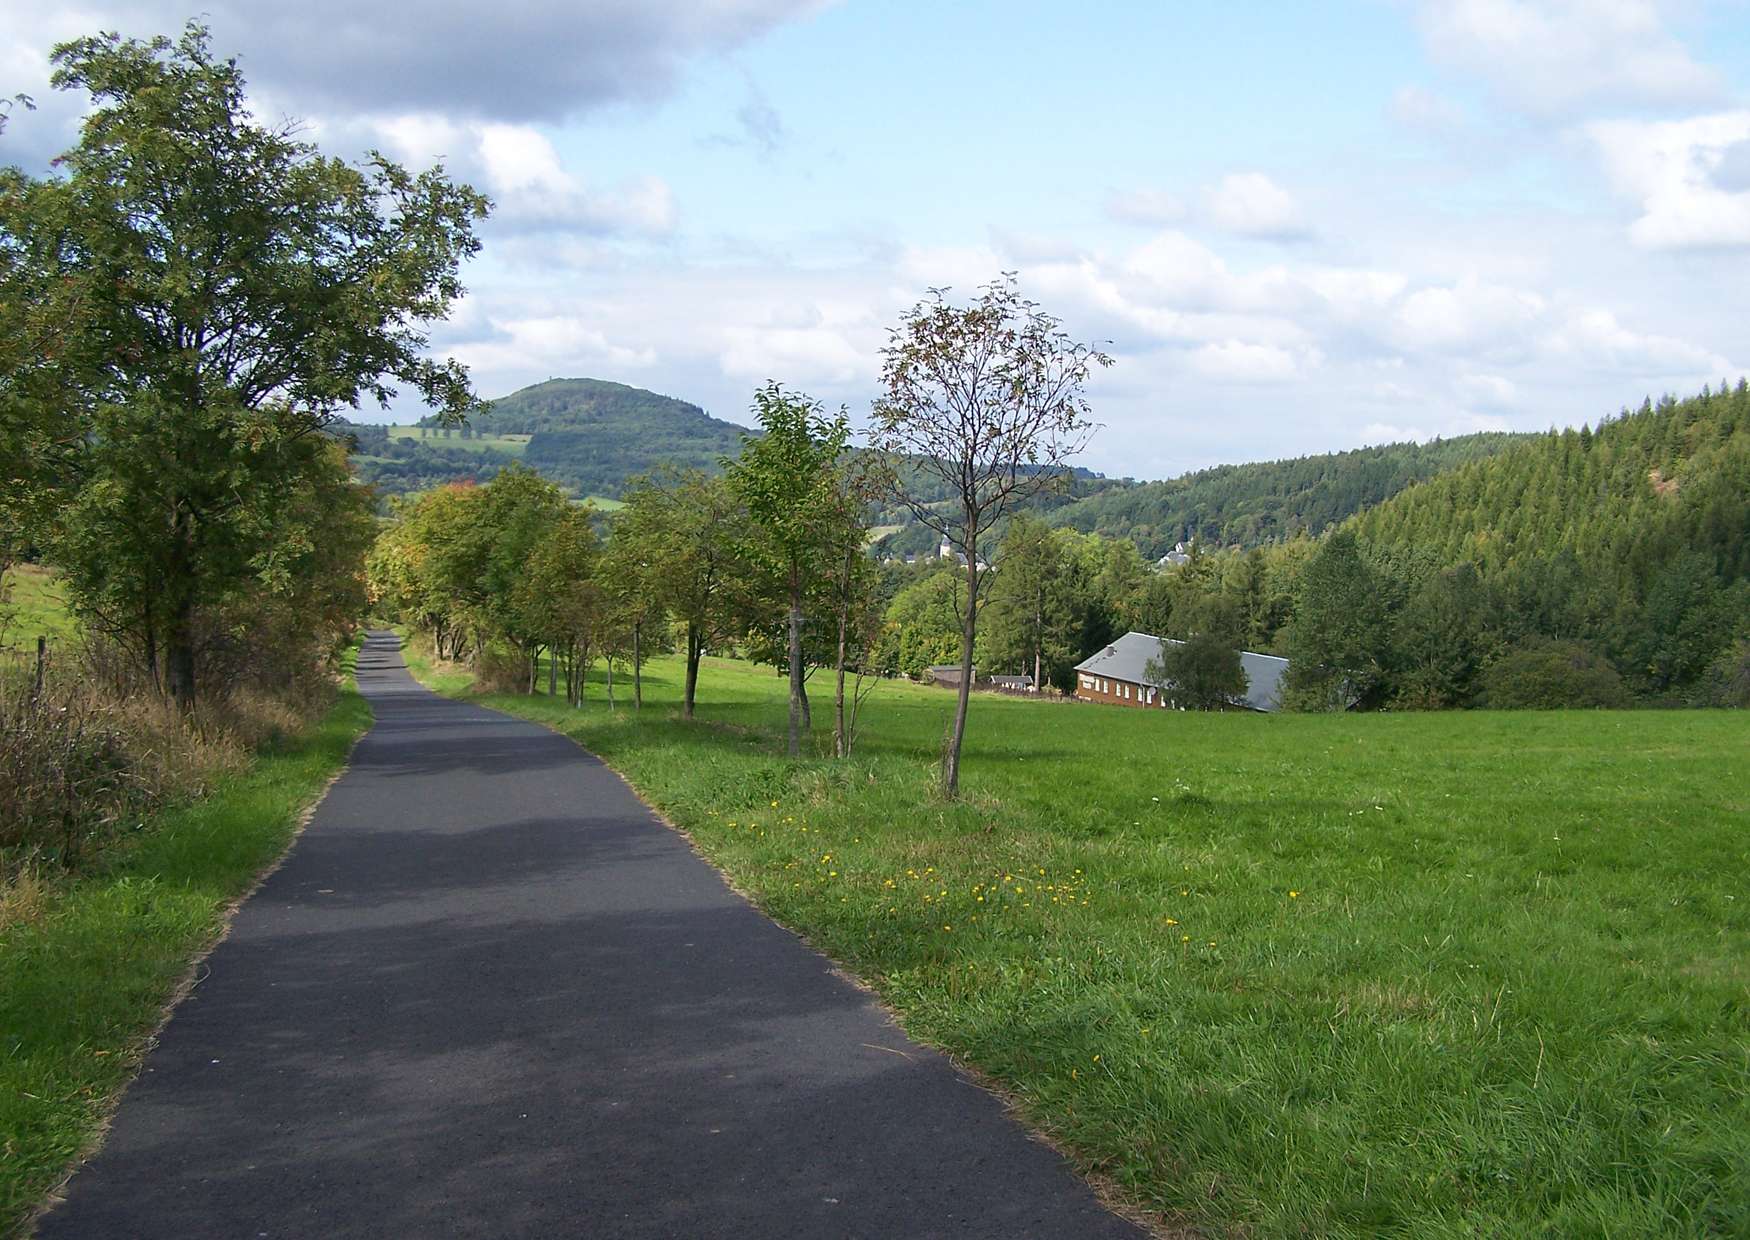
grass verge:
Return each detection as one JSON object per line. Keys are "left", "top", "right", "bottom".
{"left": 0, "top": 660, "right": 372, "bottom": 1237}
{"left": 407, "top": 638, "right": 1748, "bottom": 1238}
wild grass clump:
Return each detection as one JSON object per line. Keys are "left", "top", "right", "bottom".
{"left": 0, "top": 642, "right": 336, "bottom": 877}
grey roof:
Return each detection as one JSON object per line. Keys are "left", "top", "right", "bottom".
{"left": 1072, "top": 631, "right": 1289, "bottom": 712}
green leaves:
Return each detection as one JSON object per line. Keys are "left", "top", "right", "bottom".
{"left": 3, "top": 22, "right": 489, "bottom": 701}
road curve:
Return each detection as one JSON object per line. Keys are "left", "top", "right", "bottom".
{"left": 39, "top": 631, "right": 1147, "bottom": 1239}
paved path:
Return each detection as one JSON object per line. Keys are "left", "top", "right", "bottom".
{"left": 41, "top": 632, "right": 1146, "bottom": 1239}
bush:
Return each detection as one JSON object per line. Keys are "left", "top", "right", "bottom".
{"left": 473, "top": 646, "right": 531, "bottom": 695}
{"left": 1690, "top": 639, "right": 1750, "bottom": 708}
{"left": 1480, "top": 639, "right": 1631, "bottom": 710}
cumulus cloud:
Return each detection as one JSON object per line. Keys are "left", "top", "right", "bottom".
{"left": 0, "top": 2, "right": 827, "bottom": 125}
{"left": 1588, "top": 112, "right": 1750, "bottom": 249}
{"left": 1205, "top": 173, "right": 1310, "bottom": 241}
{"left": 1414, "top": 0, "right": 1721, "bottom": 117}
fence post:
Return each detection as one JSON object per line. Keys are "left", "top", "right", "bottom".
{"left": 34, "top": 634, "right": 46, "bottom": 698}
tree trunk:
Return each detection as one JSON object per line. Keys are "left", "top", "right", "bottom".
{"left": 166, "top": 607, "right": 197, "bottom": 711}
{"left": 833, "top": 587, "right": 849, "bottom": 759}
{"left": 786, "top": 566, "right": 803, "bottom": 757}
{"left": 633, "top": 620, "right": 642, "bottom": 711}
{"left": 548, "top": 645, "right": 557, "bottom": 696}
{"left": 943, "top": 552, "right": 979, "bottom": 798}
{"left": 684, "top": 623, "right": 701, "bottom": 719}
{"left": 606, "top": 655, "right": 615, "bottom": 707}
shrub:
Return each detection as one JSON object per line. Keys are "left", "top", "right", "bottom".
{"left": 1480, "top": 639, "right": 1631, "bottom": 709}
{"left": 1690, "top": 639, "right": 1750, "bottom": 708}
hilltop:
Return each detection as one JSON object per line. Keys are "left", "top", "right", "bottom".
{"left": 345, "top": 378, "right": 754, "bottom": 499}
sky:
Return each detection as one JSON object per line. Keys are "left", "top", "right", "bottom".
{"left": 5, "top": 1, "right": 1750, "bottom": 480}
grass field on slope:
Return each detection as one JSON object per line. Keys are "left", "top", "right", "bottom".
{"left": 408, "top": 646, "right": 1748, "bottom": 1238}
{"left": 2, "top": 564, "right": 78, "bottom": 649}
{"left": 383, "top": 425, "right": 530, "bottom": 455}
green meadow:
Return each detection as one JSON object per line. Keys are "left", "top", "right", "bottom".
{"left": 2, "top": 564, "right": 78, "bottom": 649}
{"left": 411, "top": 644, "right": 1749, "bottom": 1238}
{"left": 383, "top": 424, "right": 530, "bottom": 455}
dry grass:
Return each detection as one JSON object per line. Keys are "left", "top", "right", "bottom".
{"left": 0, "top": 645, "right": 336, "bottom": 875}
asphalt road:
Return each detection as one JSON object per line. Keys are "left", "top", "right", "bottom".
{"left": 39, "top": 631, "right": 1147, "bottom": 1239}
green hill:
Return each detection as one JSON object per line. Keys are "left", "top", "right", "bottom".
{"left": 1348, "top": 387, "right": 1750, "bottom": 686}
{"left": 344, "top": 378, "right": 754, "bottom": 499}
{"left": 1046, "top": 432, "right": 1532, "bottom": 558}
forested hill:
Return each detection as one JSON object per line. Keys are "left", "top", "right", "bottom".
{"left": 469, "top": 378, "right": 752, "bottom": 497}
{"left": 1045, "top": 432, "right": 1531, "bottom": 558}
{"left": 1351, "top": 385, "right": 1750, "bottom": 597}
{"left": 342, "top": 378, "right": 755, "bottom": 499}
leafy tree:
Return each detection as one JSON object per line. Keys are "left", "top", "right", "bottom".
{"left": 1147, "top": 632, "right": 1248, "bottom": 711}
{"left": 3, "top": 25, "right": 487, "bottom": 705}
{"left": 515, "top": 506, "right": 600, "bottom": 705}
{"left": 619, "top": 468, "right": 745, "bottom": 718}
{"left": 1691, "top": 638, "right": 1750, "bottom": 708}
{"left": 1393, "top": 562, "right": 1492, "bottom": 708}
{"left": 1481, "top": 639, "right": 1630, "bottom": 709}
{"left": 870, "top": 275, "right": 1110, "bottom": 795}
{"left": 883, "top": 570, "right": 968, "bottom": 678}
{"left": 1284, "top": 529, "right": 1392, "bottom": 710}
{"left": 726, "top": 383, "right": 853, "bottom": 756}
{"left": 980, "top": 514, "right": 1075, "bottom": 690}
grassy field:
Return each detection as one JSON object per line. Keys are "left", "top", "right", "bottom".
{"left": 406, "top": 643, "right": 1749, "bottom": 1238}
{"left": 0, "top": 659, "right": 371, "bottom": 1238}
{"left": 2, "top": 565, "right": 78, "bottom": 650}
{"left": 384, "top": 424, "right": 530, "bottom": 455}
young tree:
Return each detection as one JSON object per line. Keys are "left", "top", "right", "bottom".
{"left": 2, "top": 25, "right": 488, "bottom": 705}
{"left": 869, "top": 275, "right": 1110, "bottom": 795}
{"left": 620, "top": 469, "right": 744, "bottom": 718}
{"left": 600, "top": 514, "right": 667, "bottom": 712}
{"left": 726, "top": 384, "right": 853, "bottom": 756}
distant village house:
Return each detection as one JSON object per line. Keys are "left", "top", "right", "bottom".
{"left": 1073, "top": 631, "right": 1288, "bottom": 712}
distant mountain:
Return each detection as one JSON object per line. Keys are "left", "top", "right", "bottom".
{"left": 1043, "top": 432, "right": 1534, "bottom": 558}
{"left": 345, "top": 378, "right": 754, "bottom": 499}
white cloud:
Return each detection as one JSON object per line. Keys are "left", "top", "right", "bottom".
{"left": 1390, "top": 277, "right": 1546, "bottom": 354}
{"left": 1389, "top": 85, "right": 1471, "bottom": 136}
{"left": 1187, "top": 341, "right": 1310, "bottom": 383}
{"left": 370, "top": 118, "right": 679, "bottom": 238}
{"left": 1587, "top": 112, "right": 1750, "bottom": 249}
{"left": 1105, "top": 188, "right": 1186, "bottom": 228}
{"left": 1545, "top": 308, "right": 1734, "bottom": 375}
{"left": 1205, "top": 173, "right": 1310, "bottom": 240}
{"left": 1414, "top": 0, "right": 1721, "bottom": 117}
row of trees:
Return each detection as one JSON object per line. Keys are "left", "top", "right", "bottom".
{"left": 369, "top": 387, "right": 886, "bottom": 758}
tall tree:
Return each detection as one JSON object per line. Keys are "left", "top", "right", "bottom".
{"left": 869, "top": 275, "right": 1110, "bottom": 795}
{"left": 981, "top": 514, "right": 1073, "bottom": 690}
{"left": 1283, "top": 529, "right": 1393, "bottom": 710}
{"left": 725, "top": 384, "right": 853, "bottom": 756}
{"left": 2, "top": 25, "right": 487, "bottom": 705}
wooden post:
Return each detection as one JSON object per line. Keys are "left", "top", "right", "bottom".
{"left": 34, "top": 635, "right": 46, "bottom": 698}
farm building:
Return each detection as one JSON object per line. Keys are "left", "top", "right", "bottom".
{"left": 1073, "top": 631, "right": 1289, "bottom": 712}
{"left": 922, "top": 665, "right": 1035, "bottom": 693}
